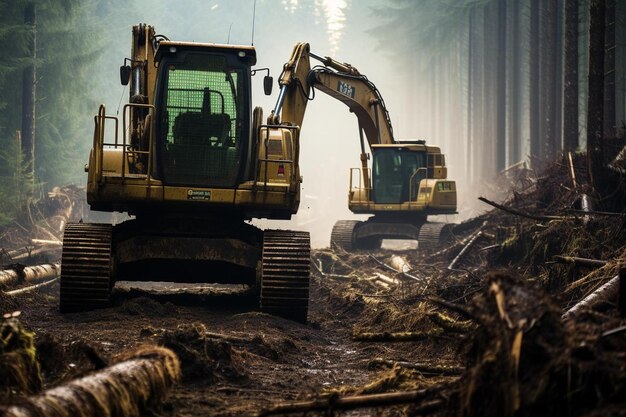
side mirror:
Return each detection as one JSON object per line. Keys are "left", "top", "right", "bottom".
{"left": 263, "top": 75, "right": 273, "bottom": 96}
{"left": 120, "top": 65, "right": 131, "bottom": 86}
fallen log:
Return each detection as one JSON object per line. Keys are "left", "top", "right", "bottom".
{"left": 30, "top": 239, "right": 62, "bottom": 246}
{"left": 352, "top": 328, "right": 444, "bottom": 342}
{"left": 448, "top": 229, "right": 484, "bottom": 271}
{"left": 478, "top": 196, "right": 568, "bottom": 221}
{"left": 369, "top": 255, "right": 420, "bottom": 282}
{"left": 428, "top": 312, "right": 475, "bottom": 333}
{"left": 579, "top": 193, "right": 592, "bottom": 225}
{"left": 369, "top": 358, "right": 464, "bottom": 375}
{"left": 373, "top": 272, "right": 399, "bottom": 286}
{"left": 562, "top": 271, "right": 623, "bottom": 320}
{"left": 0, "top": 263, "right": 60, "bottom": 289}
{"left": 567, "top": 152, "right": 577, "bottom": 187}
{"left": 257, "top": 386, "right": 445, "bottom": 416}
{"left": 2, "top": 346, "right": 180, "bottom": 417}
{"left": 389, "top": 255, "right": 412, "bottom": 273}
{"left": 4, "top": 277, "right": 60, "bottom": 296}
{"left": 550, "top": 256, "right": 607, "bottom": 268}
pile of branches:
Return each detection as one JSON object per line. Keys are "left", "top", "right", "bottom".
{"left": 298, "top": 147, "right": 626, "bottom": 416}
{"left": 0, "top": 185, "right": 88, "bottom": 266}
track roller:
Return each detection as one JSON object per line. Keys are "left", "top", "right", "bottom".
{"left": 60, "top": 223, "right": 113, "bottom": 313}
{"left": 330, "top": 220, "right": 360, "bottom": 250}
{"left": 260, "top": 230, "right": 310, "bottom": 323}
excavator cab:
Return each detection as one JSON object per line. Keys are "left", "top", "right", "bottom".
{"left": 153, "top": 44, "right": 253, "bottom": 187}
{"left": 371, "top": 147, "right": 427, "bottom": 204}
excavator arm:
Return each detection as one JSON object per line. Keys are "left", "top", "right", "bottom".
{"left": 271, "top": 42, "right": 395, "bottom": 147}
{"left": 270, "top": 42, "right": 396, "bottom": 191}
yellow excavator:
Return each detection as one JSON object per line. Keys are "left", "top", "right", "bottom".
{"left": 60, "top": 26, "right": 456, "bottom": 322}
{"left": 62, "top": 25, "right": 310, "bottom": 320}
{"left": 271, "top": 43, "right": 458, "bottom": 251}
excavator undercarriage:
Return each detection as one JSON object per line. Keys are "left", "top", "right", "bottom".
{"left": 330, "top": 218, "right": 454, "bottom": 252}
{"left": 60, "top": 219, "right": 310, "bottom": 322}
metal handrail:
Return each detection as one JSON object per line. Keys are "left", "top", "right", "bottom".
{"left": 122, "top": 103, "right": 155, "bottom": 184}
{"left": 255, "top": 124, "right": 300, "bottom": 191}
{"left": 92, "top": 103, "right": 155, "bottom": 185}
{"left": 93, "top": 105, "right": 119, "bottom": 184}
{"left": 408, "top": 167, "right": 428, "bottom": 206}
{"left": 349, "top": 167, "right": 371, "bottom": 203}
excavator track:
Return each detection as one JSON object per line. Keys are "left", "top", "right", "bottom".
{"left": 330, "top": 220, "right": 360, "bottom": 251}
{"left": 260, "top": 230, "right": 310, "bottom": 323}
{"left": 60, "top": 223, "right": 113, "bottom": 313}
{"left": 418, "top": 222, "right": 453, "bottom": 252}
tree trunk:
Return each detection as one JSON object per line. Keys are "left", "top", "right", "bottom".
{"left": 21, "top": 2, "right": 36, "bottom": 187}
{"left": 496, "top": 0, "right": 507, "bottom": 171}
{"left": 473, "top": 10, "right": 486, "bottom": 182}
{"left": 542, "top": 0, "right": 558, "bottom": 160}
{"left": 483, "top": 3, "right": 496, "bottom": 178}
{"left": 529, "top": 0, "right": 541, "bottom": 164}
{"left": 616, "top": 1, "right": 626, "bottom": 130}
{"left": 587, "top": 0, "right": 606, "bottom": 190}
{"left": 508, "top": 0, "right": 522, "bottom": 165}
{"left": 554, "top": 0, "right": 564, "bottom": 155}
{"left": 563, "top": 0, "right": 580, "bottom": 152}
{"left": 604, "top": 0, "right": 616, "bottom": 137}
{"left": 467, "top": 9, "right": 475, "bottom": 181}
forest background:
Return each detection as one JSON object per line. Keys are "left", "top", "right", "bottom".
{"left": 0, "top": 0, "right": 624, "bottom": 246}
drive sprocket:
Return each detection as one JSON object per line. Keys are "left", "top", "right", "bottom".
{"left": 60, "top": 223, "right": 113, "bottom": 312}
{"left": 260, "top": 230, "right": 310, "bottom": 323}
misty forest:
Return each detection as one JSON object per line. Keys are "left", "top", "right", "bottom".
{"left": 1, "top": 0, "right": 626, "bottom": 416}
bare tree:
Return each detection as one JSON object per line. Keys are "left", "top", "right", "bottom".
{"left": 563, "top": 0, "right": 579, "bottom": 152}
{"left": 21, "top": 2, "right": 36, "bottom": 189}
{"left": 587, "top": 0, "right": 606, "bottom": 190}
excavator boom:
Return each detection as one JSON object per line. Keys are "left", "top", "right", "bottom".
{"left": 269, "top": 42, "right": 457, "bottom": 252}
{"left": 275, "top": 43, "right": 395, "bottom": 147}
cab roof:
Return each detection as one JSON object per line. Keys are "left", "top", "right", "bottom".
{"left": 371, "top": 143, "right": 442, "bottom": 154}
{"left": 155, "top": 41, "right": 257, "bottom": 65}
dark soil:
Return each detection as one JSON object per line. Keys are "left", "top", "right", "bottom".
{"left": 1, "top": 151, "right": 626, "bottom": 416}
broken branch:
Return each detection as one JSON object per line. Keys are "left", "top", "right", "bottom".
{"left": 550, "top": 256, "right": 607, "bottom": 268}
{"left": 369, "top": 358, "right": 464, "bottom": 375}
{"left": 352, "top": 328, "right": 444, "bottom": 342}
{"left": 257, "top": 386, "right": 446, "bottom": 416}
{"left": 478, "top": 196, "right": 568, "bottom": 221}
{"left": 562, "top": 273, "right": 621, "bottom": 320}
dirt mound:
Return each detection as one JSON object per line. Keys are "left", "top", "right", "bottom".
{"left": 158, "top": 322, "right": 245, "bottom": 383}
{"left": 35, "top": 333, "right": 108, "bottom": 384}
{"left": 0, "top": 313, "right": 41, "bottom": 401}
{"left": 115, "top": 296, "right": 177, "bottom": 317}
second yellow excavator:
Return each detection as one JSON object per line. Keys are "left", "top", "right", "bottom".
{"left": 272, "top": 43, "right": 458, "bottom": 251}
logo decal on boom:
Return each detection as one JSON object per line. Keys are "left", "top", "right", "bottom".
{"left": 337, "top": 81, "right": 355, "bottom": 98}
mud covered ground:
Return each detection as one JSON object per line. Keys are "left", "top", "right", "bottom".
{"left": 4, "top": 259, "right": 457, "bottom": 416}
{"left": 2, "top": 150, "right": 626, "bottom": 416}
